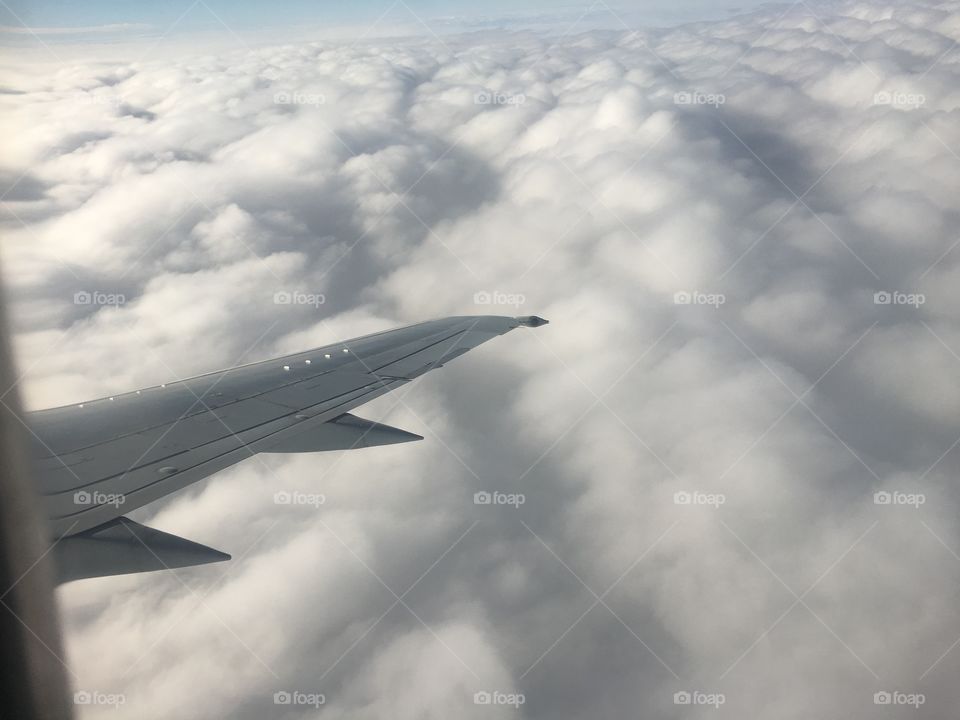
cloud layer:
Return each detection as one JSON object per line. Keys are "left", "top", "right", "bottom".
{"left": 2, "top": 1, "right": 960, "bottom": 718}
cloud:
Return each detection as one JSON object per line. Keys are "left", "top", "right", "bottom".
{"left": 2, "top": 0, "right": 960, "bottom": 717}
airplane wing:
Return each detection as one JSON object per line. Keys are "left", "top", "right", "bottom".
{"left": 26, "top": 315, "right": 547, "bottom": 581}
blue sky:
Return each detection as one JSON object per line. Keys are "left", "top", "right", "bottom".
{"left": 1, "top": 0, "right": 776, "bottom": 34}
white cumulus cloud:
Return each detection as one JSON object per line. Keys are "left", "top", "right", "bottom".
{"left": 2, "top": 1, "right": 960, "bottom": 718}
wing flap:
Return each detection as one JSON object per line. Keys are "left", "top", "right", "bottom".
{"left": 263, "top": 413, "right": 423, "bottom": 453}
{"left": 53, "top": 517, "right": 230, "bottom": 583}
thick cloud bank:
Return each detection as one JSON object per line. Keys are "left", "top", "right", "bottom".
{"left": 2, "top": 1, "right": 960, "bottom": 718}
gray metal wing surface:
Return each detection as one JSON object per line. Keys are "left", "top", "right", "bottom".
{"left": 25, "top": 315, "right": 547, "bottom": 581}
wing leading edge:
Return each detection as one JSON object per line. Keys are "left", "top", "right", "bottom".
{"left": 28, "top": 315, "right": 547, "bottom": 581}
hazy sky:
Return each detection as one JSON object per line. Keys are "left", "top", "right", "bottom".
{"left": 0, "top": 0, "right": 776, "bottom": 34}
{"left": 2, "top": 0, "right": 960, "bottom": 718}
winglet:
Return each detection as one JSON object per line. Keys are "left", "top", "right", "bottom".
{"left": 516, "top": 316, "right": 549, "bottom": 327}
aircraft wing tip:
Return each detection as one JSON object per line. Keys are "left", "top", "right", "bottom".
{"left": 516, "top": 315, "right": 549, "bottom": 328}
